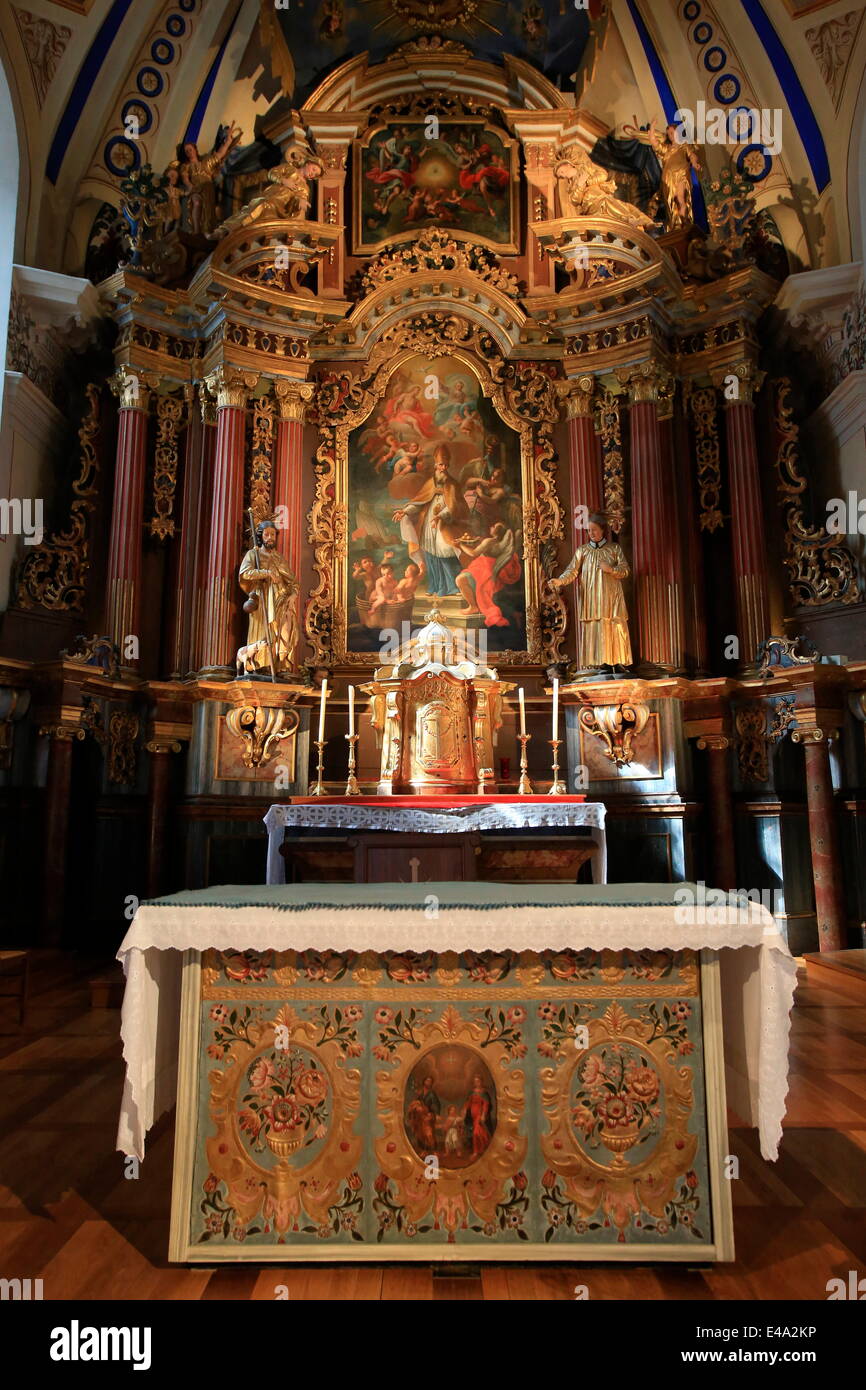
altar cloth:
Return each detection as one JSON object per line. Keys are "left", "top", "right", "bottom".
{"left": 264, "top": 799, "right": 608, "bottom": 884}
{"left": 116, "top": 882, "right": 796, "bottom": 1164}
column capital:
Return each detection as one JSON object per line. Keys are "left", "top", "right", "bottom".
{"left": 615, "top": 362, "right": 674, "bottom": 405}
{"left": 109, "top": 367, "right": 152, "bottom": 412}
{"left": 39, "top": 723, "right": 85, "bottom": 742}
{"left": 145, "top": 738, "right": 182, "bottom": 755}
{"left": 791, "top": 726, "right": 839, "bottom": 745}
{"left": 204, "top": 366, "right": 259, "bottom": 411}
{"left": 696, "top": 734, "right": 733, "bottom": 751}
{"left": 274, "top": 379, "right": 315, "bottom": 422}
{"left": 711, "top": 361, "right": 766, "bottom": 405}
{"left": 557, "top": 375, "right": 596, "bottom": 418}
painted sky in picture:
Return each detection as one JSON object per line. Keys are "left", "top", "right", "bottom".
{"left": 347, "top": 355, "right": 526, "bottom": 654}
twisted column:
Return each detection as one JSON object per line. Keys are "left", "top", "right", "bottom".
{"left": 106, "top": 369, "right": 151, "bottom": 669}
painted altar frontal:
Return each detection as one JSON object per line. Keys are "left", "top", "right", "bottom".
{"left": 170, "top": 945, "right": 733, "bottom": 1261}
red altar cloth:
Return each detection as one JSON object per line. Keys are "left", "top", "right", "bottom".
{"left": 290, "top": 795, "right": 587, "bottom": 807}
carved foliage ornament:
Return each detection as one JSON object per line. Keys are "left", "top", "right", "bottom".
{"left": 773, "top": 380, "right": 860, "bottom": 608}
{"left": 577, "top": 701, "right": 650, "bottom": 770}
{"left": 150, "top": 391, "right": 185, "bottom": 540}
{"left": 595, "top": 391, "right": 625, "bottom": 536}
{"left": 689, "top": 386, "right": 724, "bottom": 533}
{"left": 249, "top": 396, "right": 275, "bottom": 526}
{"left": 358, "top": 228, "right": 522, "bottom": 301}
{"left": 225, "top": 706, "right": 299, "bottom": 770}
{"left": 15, "top": 384, "right": 101, "bottom": 613}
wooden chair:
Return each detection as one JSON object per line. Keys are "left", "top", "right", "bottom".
{"left": 0, "top": 950, "right": 30, "bottom": 1026}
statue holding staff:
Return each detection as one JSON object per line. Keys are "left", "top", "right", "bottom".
{"left": 237, "top": 516, "right": 299, "bottom": 677}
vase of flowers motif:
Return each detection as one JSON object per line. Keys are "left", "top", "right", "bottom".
{"left": 267, "top": 1098, "right": 304, "bottom": 1157}
{"left": 597, "top": 1097, "right": 640, "bottom": 1155}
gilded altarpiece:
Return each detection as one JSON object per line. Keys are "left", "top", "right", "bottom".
{"left": 307, "top": 328, "right": 568, "bottom": 668}
{"left": 169, "top": 948, "right": 733, "bottom": 1260}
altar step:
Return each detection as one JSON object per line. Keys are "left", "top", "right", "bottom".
{"left": 803, "top": 949, "right": 866, "bottom": 999}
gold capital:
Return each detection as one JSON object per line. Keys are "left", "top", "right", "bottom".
{"left": 711, "top": 362, "right": 766, "bottom": 405}
{"left": 615, "top": 363, "right": 673, "bottom": 406}
{"left": 274, "top": 379, "right": 315, "bottom": 422}
{"left": 557, "top": 375, "right": 595, "bottom": 418}
{"left": 204, "top": 366, "right": 259, "bottom": 411}
{"left": 109, "top": 367, "right": 152, "bottom": 412}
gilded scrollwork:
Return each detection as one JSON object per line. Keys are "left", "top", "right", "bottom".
{"left": 773, "top": 379, "right": 860, "bottom": 608}
{"left": 357, "top": 228, "right": 522, "bottom": 300}
{"left": 150, "top": 391, "right": 185, "bottom": 540}
{"left": 249, "top": 395, "right": 276, "bottom": 525}
{"left": 690, "top": 386, "right": 724, "bottom": 533}
{"left": 595, "top": 390, "right": 626, "bottom": 535}
{"left": 14, "top": 384, "right": 101, "bottom": 613}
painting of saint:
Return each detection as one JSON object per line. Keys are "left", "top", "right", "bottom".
{"left": 347, "top": 355, "right": 527, "bottom": 654}
{"left": 356, "top": 122, "right": 516, "bottom": 252}
{"left": 403, "top": 1046, "right": 497, "bottom": 1171}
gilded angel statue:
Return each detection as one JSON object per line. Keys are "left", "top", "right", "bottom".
{"left": 218, "top": 147, "right": 324, "bottom": 233}
{"left": 554, "top": 146, "right": 656, "bottom": 231}
{"left": 622, "top": 118, "right": 701, "bottom": 230}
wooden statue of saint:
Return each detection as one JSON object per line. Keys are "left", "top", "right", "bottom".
{"left": 237, "top": 518, "right": 299, "bottom": 677}
{"left": 549, "top": 512, "right": 633, "bottom": 671}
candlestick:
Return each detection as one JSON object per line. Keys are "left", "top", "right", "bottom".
{"left": 518, "top": 687, "right": 526, "bottom": 737}
{"left": 473, "top": 734, "right": 490, "bottom": 797}
{"left": 348, "top": 684, "right": 355, "bottom": 737}
{"left": 548, "top": 738, "right": 566, "bottom": 796}
{"left": 517, "top": 732, "right": 533, "bottom": 795}
{"left": 317, "top": 679, "right": 328, "bottom": 742}
{"left": 309, "top": 739, "right": 326, "bottom": 796}
{"left": 344, "top": 732, "right": 360, "bottom": 796}
{"left": 552, "top": 677, "right": 559, "bottom": 742}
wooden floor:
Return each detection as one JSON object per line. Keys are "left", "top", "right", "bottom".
{"left": 1, "top": 952, "right": 865, "bottom": 1301}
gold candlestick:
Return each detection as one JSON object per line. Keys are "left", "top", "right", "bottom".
{"left": 474, "top": 736, "right": 490, "bottom": 797}
{"left": 345, "top": 732, "right": 360, "bottom": 796}
{"left": 548, "top": 738, "right": 567, "bottom": 796}
{"left": 517, "top": 733, "right": 534, "bottom": 795}
{"left": 309, "top": 738, "right": 326, "bottom": 796}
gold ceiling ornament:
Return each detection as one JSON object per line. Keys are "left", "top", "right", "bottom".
{"left": 150, "top": 390, "right": 185, "bottom": 540}
{"left": 388, "top": 0, "right": 492, "bottom": 31}
{"left": 305, "top": 333, "right": 566, "bottom": 669}
{"left": 368, "top": 90, "right": 495, "bottom": 121}
{"left": 595, "top": 390, "right": 626, "bottom": 535}
{"left": 689, "top": 385, "right": 725, "bottom": 533}
{"left": 15, "top": 383, "right": 101, "bottom": 614}
{"left": 773, "top": 379, "right": 860, "bottom": 608}
{"left": 577, "top": 699, "right": 649, "bottom": 769}
{"left": 358, "top": 227, "right": 522, "bottom": 301}
{"left": 734, "top": 703, "right": 769, "bottom": 783}
{"left": 248, "top": 395, "right": 276, "bottom": 526}
{"left": 107, "top": 711, "right": 140, "bottom": 785}
{"left": 224, "top": 705, "right": 300, "bottom": 770}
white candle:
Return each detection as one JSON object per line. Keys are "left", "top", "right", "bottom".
{"left": 552, "top": 677, "right": 559, "bottom": 741}
{"left": 518, "top": 687, "right": 526, "bottom": 737}
{"left": 318, "top": 679, "right": 328, "bottom": 742}
{"left": 348, "top": 684, "right": 355, "bottom": 737}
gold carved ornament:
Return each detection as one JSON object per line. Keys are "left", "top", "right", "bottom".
{"left": 577, "top": 700, "right": 649, "bottom": 769}
{"left": 249, "top": 395, "right": 276, "bottom": 525}
{"left": 15, "top": 383, "right": 101, "bottom": 613}
{"left": 358, "top": 228, "right": 522, "bottom": 301}
{"left": 690, "top": 386, "right": 724, "bottom": 533}
{"left": 773, "top": 379, "right": 860, "bottom": 608}
{"left": 594, "top": 391, "right": 626, "bottom": 535}
{"left": 150, "top": 391, "right": 185, "bottom": 540}
{"left": 225, "top": 705, "right": 299, "bottom": 770}
{"left": 735, "top": 703, "right": 769, "bottom": 784}
{"left": 108, "top": 711, "right": 140, "bottom": 785}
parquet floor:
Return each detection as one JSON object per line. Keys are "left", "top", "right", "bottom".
{"left": 1, "top": 952, "right": 864, "bottom": 1300}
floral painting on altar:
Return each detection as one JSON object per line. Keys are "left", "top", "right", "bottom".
{"left": 169, "top": 947, "right": 733, "bottom": 1262}
{"left": 354, "top": 122, "right": 519, "bottom": 254}
{"left": 346, "top": 354, "right": 527, "bottom": 655}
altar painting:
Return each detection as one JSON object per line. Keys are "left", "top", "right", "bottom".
{"left": 355, "top": 122, "right": 518, "bottom": 253}
{"left": 347, "top": 355, "right": 527, "bottom": 655}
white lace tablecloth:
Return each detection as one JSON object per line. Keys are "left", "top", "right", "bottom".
{"left": 264, "top": 801, "right": 608, "bottom": 884}
{"left": 115, "top": 882, "right": 795, "bottom": 1166}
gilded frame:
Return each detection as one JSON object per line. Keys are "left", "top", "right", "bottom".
{"left": 306, "top": 326, "right": 568, "bottom": 669}
{"left": 352, "top": 120, "right": 521, "bottom": 257}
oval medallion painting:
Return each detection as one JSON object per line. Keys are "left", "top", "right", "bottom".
{"left": 403, "top": 1045, "right": 497, "bottom": 1169}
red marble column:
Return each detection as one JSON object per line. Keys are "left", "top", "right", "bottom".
{"left": 563, "top": 377, "right": 603, "bottom": 547}
{"left": 697, "top": 735, "right": 737, "bottom": 890}
{"left": 620, "top": 367, "right": 678, "bottom": 672}
{"left": 40, "top": 724, "right": 84, "bottom": 945}
{"left": 273, "top": 381, "right": 313, "bottom": 578}
{"left": 720, "top": 365, "right": 771, "bottom": 670}
{"left": 145, "top": 739, "right": 180, "bottom": 898}
{"left": 659, "top": 396, "right": 686, "bottom": 673}
{"left": 199, "top": 369, "right": 255, "bottom": 674}
{"left": 793, "top": 728, "right": 847, "bottom": 951}
{"left": 106, "top": 370, "right": 151, "bottom": 669}
{"left": 678, "top": 390, "right": 709, "bottom": 673}
{"left": 191, "top": 397, "right": 217, "bottom": 674}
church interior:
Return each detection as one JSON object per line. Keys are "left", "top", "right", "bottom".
{"left": 1, "top": 0, "right": 866, "bottom": 1321}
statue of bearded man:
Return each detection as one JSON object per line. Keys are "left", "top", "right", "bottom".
{"left": 237, "top": 519, "right": 299, "bottom": 675}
